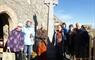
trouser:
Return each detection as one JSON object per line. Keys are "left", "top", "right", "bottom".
{"left": 24, "top": 45, "right": 33, "bottom": 60}
{"left": 14, "top": 51, "right": 26, "bottom": 60}
{"left": 56, "top": 45, "right": 65, "bottom": 60}
{"left": 15, "top": 52, "right": 21, "bottom": 60}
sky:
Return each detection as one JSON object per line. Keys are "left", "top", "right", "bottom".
{"left": 54, "top": 0, "right": 95, "bottom": 28}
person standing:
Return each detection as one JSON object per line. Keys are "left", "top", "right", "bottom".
{"left": 62, "top": 23, "right": 68, "bottom": 48}
{"left": 7, "top": 23, "right": 24, "bottom": 60}
{"left": 23, "top": 20, "right": 35, "bottom": 60}
{"left": 53, "top": 25, "right": 66, "bottom": 60}
{"left": 62, "top": 23, "right": 68, "bottom": 59}
{"left": 36, "top": 25, "right": 47, "bottom": 60}
{"left": 62, "top": 22, "right": 68, "bottom": 36}
{"left": 67, "top": 24, "right": 76, "bottom": 60}
{"left": 74, "top": 23, "right": 83, "bottom": 60}
{"left": 80, "top": 25, "right": 90, "bottom": 60}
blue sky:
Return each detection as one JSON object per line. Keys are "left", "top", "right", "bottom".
{"left": 54, "top": 0, "right": 95, "bottom": 28}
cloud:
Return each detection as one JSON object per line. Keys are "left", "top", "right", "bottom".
{"left": 61, "top": 15, "right": 73, "bottom": 20}
{"left": 56, "top": 14, "right": 74, "bottom": 21}
{"left": 55, "top": 8, "right": 74, "bottom": 21}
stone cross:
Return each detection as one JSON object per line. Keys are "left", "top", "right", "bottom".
{"left": 45, "top": 0, "right": 58, "bottom": 42}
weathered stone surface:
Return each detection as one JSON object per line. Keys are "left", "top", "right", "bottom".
{"left": 0, "top": 0, "right": 48, "bottom": 29}
{"left": 0, "top": 0, "right": 49, "bottom": 53}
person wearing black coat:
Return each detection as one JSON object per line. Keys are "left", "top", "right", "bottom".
{"left": 53, "top": 25, "right": 67, "bottom": 60}
{"left": 74, "top": 23, "right": 83, "bottom": 60}
{"left": 80, "top": 25, "right": 90, "bottom": 60}
{"left": 74, "top": 24, "right": 90, "bottom": 60}
{"left": 66, "top": 24, "right": 76, "bottom": 60}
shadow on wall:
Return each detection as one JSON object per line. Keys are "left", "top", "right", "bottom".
{"left": 33, "top": 14, "right": 38, "bottom": 38}
{"left": 33, "top": 14, "right": 38, "bottom": 52}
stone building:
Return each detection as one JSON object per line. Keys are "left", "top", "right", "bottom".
{"left": 0, "top": 0, "right": 61, "bottom": 52}
{"left": 0, "top": 0, "right": 49, "bottom": 52}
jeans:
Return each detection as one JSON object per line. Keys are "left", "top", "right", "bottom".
{"left": 24, "top": 45, "right": 33, "bottom": 60}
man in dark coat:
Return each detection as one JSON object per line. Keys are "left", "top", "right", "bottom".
{"left": 74, "top": 23, "right": 83, "bottom": 60}
{"left": 80, "top": 25, "right": 90, "bottom": 60}
{"left": 74, "top": 23, "right": 90, "bottom": 60}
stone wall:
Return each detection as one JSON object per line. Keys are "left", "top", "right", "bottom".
{"left": 0, "top": 0, "right": 48, "bottom": 29}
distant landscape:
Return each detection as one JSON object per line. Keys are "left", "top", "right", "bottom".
{"left": 91, "top": 29, "right": 95, "bottom": 37}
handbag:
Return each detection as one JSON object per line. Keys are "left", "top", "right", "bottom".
{"left": 2, "top": 52, "right": 15, "bottom": 60}
{"left": 2, "top": 49, "right": 15, "bottom": 60}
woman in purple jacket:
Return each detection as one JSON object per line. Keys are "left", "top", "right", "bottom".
{"left": 7, "top": 23, "right": 24, "bottom": 60}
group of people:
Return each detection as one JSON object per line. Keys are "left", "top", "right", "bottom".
{"left": 7, "top": 20, "right": 35, "bottom": 60}
{"left": 53, "top": 23, "right": 90, "bottom": 60}
{"left": 6, "top": 19, "right": 91, "bottom": 60}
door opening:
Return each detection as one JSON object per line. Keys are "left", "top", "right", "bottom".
{"left": 0, "top": 12, "right": 10, "bottom": 52}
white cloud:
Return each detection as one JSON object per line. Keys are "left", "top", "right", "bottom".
{"left": 56, "top": 14, "right": 74, "bottom": 21}
{"left": 61, "top": 15, "right": 73, "bottom": 20}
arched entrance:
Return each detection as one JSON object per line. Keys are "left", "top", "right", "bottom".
{"left": 0, "top": 12, "right": 11, "bottom": 52}
{"left": 0, "top": 12, "right": 10, "bottom": 39}
{"left": 0, "top": 5, "right": 18, "bottom": 52}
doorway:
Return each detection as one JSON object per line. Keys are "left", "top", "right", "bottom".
{"left": 0, "top": 12, "right": 10, "bottom": 52}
